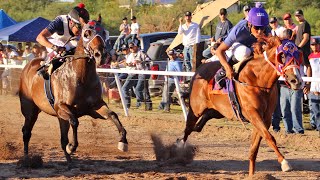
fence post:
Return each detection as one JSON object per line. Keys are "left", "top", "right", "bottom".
{"left": 173, "top": 76, "right": 187, "bottom": 121}
{"left": 114, "top": 73, "right": 129, "bottom": 116}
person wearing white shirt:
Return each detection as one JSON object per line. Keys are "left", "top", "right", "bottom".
{"left": 178, "top": 11, "right": 200, "bottom": 72}
{"left": 22, "top": 45, "right": 35, "bottom": 63}
{"left": 124, "top": 16, "right": 140, "bottom": 46}
{"left": 269, "top": 17, "right": 286, "bottom": 39}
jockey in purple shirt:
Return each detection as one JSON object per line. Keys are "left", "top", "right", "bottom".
{"left": 36, "top": 3, "right": 89, "bottom": 76}
{"left": 216, "top": 6, "right": 270, "bottom": 81}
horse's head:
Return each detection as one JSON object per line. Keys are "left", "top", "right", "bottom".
{"left": 81, "top": 20, "right": 106, "bottom": 67}
{"left": 263, "top": 36, "right": 303, "bottom": 90}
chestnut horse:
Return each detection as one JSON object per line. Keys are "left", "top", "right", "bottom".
{"left": 180, "top": 36, "right": 303, "bottom": 175}
{"left": 19, "top": 21, "right": 128, "bottom": 164}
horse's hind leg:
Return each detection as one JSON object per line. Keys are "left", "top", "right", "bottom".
{"left": 91, "top": 103, "right": 128, "bottom": 152}
{"left": 193, "top": 109, "right": 224, "bottom": 132}
{"left": 183, "top": 108, "right": 201, "bottom": 142}
{"left": 248, "top": 128, "right": 262, "bottom": 176}
{"left": 20, "top": 98, "right": 40, "bottom": 158}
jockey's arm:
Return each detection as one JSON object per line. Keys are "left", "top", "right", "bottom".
{"left": 216, "top": 42, "right": 233, "bottom": 72}
{"left": 36, "top": 28, "right": 54, "bottom": 50}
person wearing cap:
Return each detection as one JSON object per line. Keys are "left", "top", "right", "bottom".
{"left": 203, "top": 8, "right": 233, "bottom": 59}
{"left": 294, "top": 9, "right": 312, "bottom": 77}
{"left": 114, "top": 17, "right": 130, "bottom": 52}
{"left": 158, "top": 49, "right": 183, "bottom": 112}
{"left": 294, "top": 9, "right": 312, "bottom": 96}
{"left": 269, "top": 17, "right": 286, "bottom": 39}
{"left": 243, "top": 5, "right": 251, "bottom": 19}
{"left": 278, "top": 11, "right": 311, "bottom": 134}
{"left": 307, "top": 37, "right": 320, "bottom": 132}
{"left": 124, "top": 16, "right": 140, "bottom": 47}
{"left": 283, "top": 13, "right": 297, "bottom": 40}
{"left": 178, "top": 11, "right": 201, "bottom": 72}
{"left": 36, "top": 3, "right": 90, "bottom": 76}
{"left": 215, "top": 6, "right": 270, "bottom": 85}
{"left": 122, "top": 42, "right": 152, "bottom": 110}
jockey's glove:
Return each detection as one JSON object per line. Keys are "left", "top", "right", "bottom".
{"left": 52, "top": 45, "right": 66, "bottom": 55}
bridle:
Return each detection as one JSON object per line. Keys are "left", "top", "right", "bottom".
{"left": 236, "top": 39, "right": 302, "bottom": 89}
{"left": 81, "top": 20, "right": 106, "bottom": 61}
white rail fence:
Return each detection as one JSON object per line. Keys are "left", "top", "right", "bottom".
{"left": 1, "top": 64, "right": 320, "bottom": 121}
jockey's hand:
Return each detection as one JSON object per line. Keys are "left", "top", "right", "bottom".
{"left": 52, "top": 45, "right": 66, "bottom": 55}
{"left": 225, "top": 66, "right": 235, "bottom": 79}
{"left": 303, "top": 83, "right": 310, "bottom": 94}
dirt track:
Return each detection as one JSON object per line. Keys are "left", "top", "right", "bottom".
{"left": 0, "top": 95, "right": 319, "bottom": 179}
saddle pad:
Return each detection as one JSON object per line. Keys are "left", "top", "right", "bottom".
{"left": 208, "top": 78, "right": 228, "bottom": 95}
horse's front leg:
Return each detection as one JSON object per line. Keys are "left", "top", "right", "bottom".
{"left": 56, "top": 103, "right": 79, "bottom": 159}
{"left": 90, "top": 102, "right": 128, "bottom": 152}
{"left": 248, "top": 111, "right": 292, "bottom": 175}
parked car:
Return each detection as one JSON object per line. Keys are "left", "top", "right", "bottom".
{"left": 147, "top": 35, "right": 210, "bottom": 96}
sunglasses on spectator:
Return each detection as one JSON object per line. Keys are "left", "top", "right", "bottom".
{"left": 252, "top": 26, "right": 265, "bottom": 31}
{"left": 129, "top": 47, "right": 134, "bottom": 49}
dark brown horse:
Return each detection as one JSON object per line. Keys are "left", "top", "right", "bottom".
{"left": 180, "top": 36, "right": 303, "bottom": 175}
{"left": 19, "top": 21, "right": 128, "bottom": 164}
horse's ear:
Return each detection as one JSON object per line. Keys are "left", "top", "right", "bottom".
{"left": 97, "top": 14, "right": 102, "bottom": 24}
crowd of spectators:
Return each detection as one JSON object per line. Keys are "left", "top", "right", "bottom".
{"left": 0, "top": 42, "right": 47, "bottom": 93}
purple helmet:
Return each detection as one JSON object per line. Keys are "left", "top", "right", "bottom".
{"left": 247, "top": 7, "right": 269, "bottom": 26}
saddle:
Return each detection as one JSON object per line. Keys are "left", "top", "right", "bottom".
{"left": 209, "top": 58, "right": 251, "bottom": 123}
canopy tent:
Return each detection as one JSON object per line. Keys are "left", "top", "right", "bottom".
{"left": 0, "top": 17, "right": 50, "bottom": 42}
{"left": 0, "top": 9, "right": 17, "bottom": 30}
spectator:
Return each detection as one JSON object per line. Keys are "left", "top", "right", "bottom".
{"left": 0, "top": 46, "right": 5, "bottom": 64}
{"left": 158, "top": 49, "right": 183, "bottom": 112}
{"left": 307, "top": 37, "right": 320, "bottom": 131}
{"left": 243, "top": 5, "right": 251, "bottom": 19}
{"left": 203, "top": 8, "right": 233, "bottom": 59}
{"left": 201, "top": 42, "right": 232, "bottom": 64}
{"left": 122, "top": 42, "right": 152, "bottom": 110}
{"left": 124, "top": 16, "right": 140, "bottom": 47}
{"left": 1, "top": 46, "right": 18, "bottom": 92}
{"left": 22, "top": 44, "right": 35, "bottom": 63}
{"left": 114, "top": 17, "right": 130, "bottom": 52}
{"left": 109, "top": 44, "right": 130, "bottom": 89}
{"left": 280, "top": 12, "right": 311, "bottom": 134}
{"left": 32, "top": 44, "right": 41, "bottom": 58}
{"left": 16, "top": 42, "right": 24, "bottom": 57}
{"left": 178, "top": 11, "right": 200, "bottom": 72}
{"left": 271, "top": 29, "right": 294, "bottom": 133}
{"left": 283, "top": 13, "right": 297, "bottom": 40}
{"left": 40, "top": 45, "right": 47, "bottom": 59}
{"left": 269, "top": 17, "right": 286, "bottom": 39}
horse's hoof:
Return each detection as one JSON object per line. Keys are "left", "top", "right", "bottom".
{"left": 118, "top": 142, "right": 128, "bottom": 152}
{"left": 175, "top": 139, "right": 185, "bottom": 148}
{"left": 281, "top": 159, "right": 292, "bottom": 172}
{"left": 66, "top": 144, "right": 72, "bottom": 155}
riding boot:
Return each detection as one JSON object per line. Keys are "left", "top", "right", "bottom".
{"left": 214, "top": 68, "right": 226, "bottom": 89}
